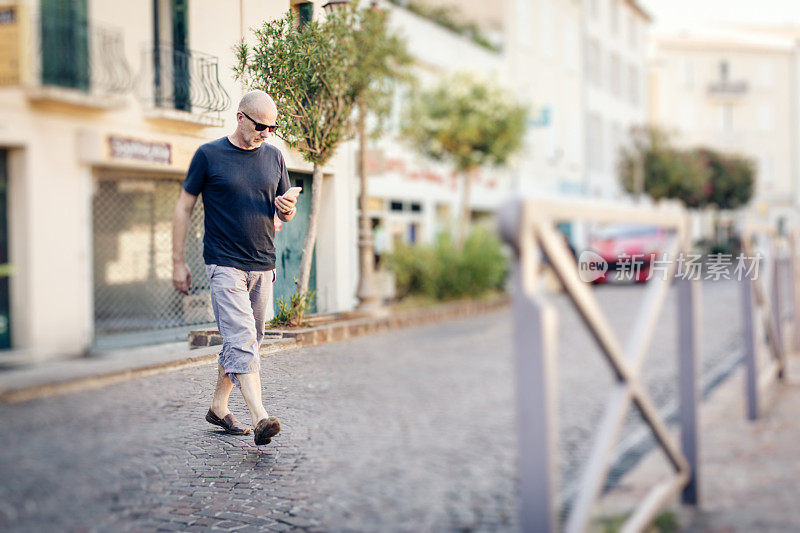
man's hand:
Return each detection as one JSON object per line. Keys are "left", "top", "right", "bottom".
{"left": 275, "top": 194, "right": 297, "bottom": 221}
{"left": 173, "top": 261, "right": 192, "bottom": 295}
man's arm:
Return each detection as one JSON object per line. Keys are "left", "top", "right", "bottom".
{"left": 172, "top": 189, "right": 199, "bottom": 294}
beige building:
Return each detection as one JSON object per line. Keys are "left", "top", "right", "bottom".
{"left": 0, "top": 0, "right": 359, "bottom": 358}
{"left": 650, "top": 29, "right": 800, "bottom": 218}
{"left": 583, "top": 0, "right": 651, "bottom": 199}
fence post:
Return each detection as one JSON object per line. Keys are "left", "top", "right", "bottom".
{"left": 677, "top": 277, "right": 700, "bottom": 505}
{"left": 772, "top": 257, "right": 783, "bottom": 373}
{"left": 514, "top": 283, "right": 559, "bottom": 533}
{"left": 791, "top": 233, "right": 800, "bottom": 352}
{"left": 742, "top": 273, "right": 759, "bottom": 420}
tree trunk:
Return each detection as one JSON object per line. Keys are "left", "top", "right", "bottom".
{"left": 456, "top": 167, "right": 475, "bottom": 247}
{"left": 296, "top": 163, "right": 323, "bottom": 295}
{"left": 355, "top": 102, "right": 379, "bottom": 310}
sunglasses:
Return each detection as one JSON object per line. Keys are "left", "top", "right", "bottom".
{"left": 241, "top": 111, "right": 278, "bottom": 132}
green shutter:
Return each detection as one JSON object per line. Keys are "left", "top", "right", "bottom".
{"left": 41, "top": 0, "right": 89, "bottom": 90}
{"left": 171, "top": 0, "right": 190, "bottom": 111}
{"left": 0, "top": 150, "right": 10, "bottom": 349}
{"left": 297, "top": 2, "right": 313, "bottom": 26}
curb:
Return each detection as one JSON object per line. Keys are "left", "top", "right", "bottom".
{"left": 0, "top": 296, "right": 509, "bottom": 404}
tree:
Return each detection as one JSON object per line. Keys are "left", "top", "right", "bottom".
{"left": 233, "top": 3, "right": 409, "bottom": 297}
{"left": 619, "top": 126, "right": 709, "bottom": 207}
{"left": 692, "top": 148, "right": 754, "bottom": 210}
{"left": 348, "top": 3, "right": 412, "bottom": 311}
{"left": 403, "top": 73, "right": 527, "bottom": 244}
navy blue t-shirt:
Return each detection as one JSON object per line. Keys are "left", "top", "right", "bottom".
{"left": 183, "top": 137, "right": 291, "bottom": 271}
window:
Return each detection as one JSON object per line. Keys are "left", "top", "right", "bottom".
{"left": 757, "top": 104, "right": 775, "bottom": 132}
{"left": 759, "top": 155, "right": 775, "bottom": 187}
{"left": 586, "top": 39, "right": 602, "bottom": 87}
{"left": 539, "top": 0, "right": 554, "bottom": 59}
{"left": 390, "top": 201, "right": 403, "bottom": 212}
{"left": 757, "top": 61, "right": 773, "bottom": 88}
{"left": 678, "top": 101, "right": 697, "bottom": 130}
{"left": 628, "top": 64, "right": 639, "bottom": 105}
{"left": 410, "top": 203, "right": 422, "bottom": 213}
{"left": 610, "top": 0, "right": 619, "bottom": 36}
{"left": 611, "top": 121, "right": 622, "bottom": 168}
{"left": 628, "top": 12, "right": 637, "bottom": 48}
{"left": 587, "top": 113, "right": 604, "bottom": 172}
{"left": 292, "top": 1, "right": 313, "bottom": 27}
{"left": 610, "top": 53, "right": 621, "bottom": 97}
{"left": 682, "top": 59, "right": 693, "bottom": 88}
{"left": 719, "top": 104, "right": 733, "bottom": 132}
{"left": 719, "top": 61, "right": 729, "bottom": 82}
{"left": 41, "top": 0, "right": 89, "bottom": 90}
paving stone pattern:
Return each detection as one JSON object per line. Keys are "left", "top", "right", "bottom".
{"left": 0, "top": 280, "right": 744, "bottom": 531}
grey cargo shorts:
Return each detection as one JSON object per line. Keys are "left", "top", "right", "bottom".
{"left": 205, "top": 264, "right": 275, "bottom": 387}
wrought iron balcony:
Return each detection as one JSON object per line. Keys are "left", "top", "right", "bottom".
{"left": 34, "top": 14, "right": 132, "bottom": 97}
{"left": 139, "top": 45, "right": 230, "bottom": 116}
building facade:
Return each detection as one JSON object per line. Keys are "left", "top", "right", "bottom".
{"left": 0, "top": 0, "right": 359, "bottom": 357}
{"left": 582, "top": 0, "right": 650, "bottom": 199}
{"left": 650, "top": 29, "right": 800, "bottom": 221}
{"left": 364, "top": 4, "right": 510, "bottom": 249}
{"left": 0, "top": 0, "right": 523, "bottom": 359}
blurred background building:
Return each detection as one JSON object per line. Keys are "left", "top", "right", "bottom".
{"left": 3, "top": 0, "right": 797, "bottom": 361}
{"left": 650, "top": 28, "right": 800, "bottom": 225}
{"left": 0, "top": 0, "right": 362, "bottom": 357}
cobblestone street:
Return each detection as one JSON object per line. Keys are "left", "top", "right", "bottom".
{"left": 0, "top": 280, "right": 744, "bottom": 531}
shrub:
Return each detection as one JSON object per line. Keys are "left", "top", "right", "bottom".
{"left": 269, "top": 290, "right": 316, "bottom": 328}
{"left": 386, "top": 226, "right": 508, "bottom": 301}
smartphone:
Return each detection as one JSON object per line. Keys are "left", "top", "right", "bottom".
{"left": 282, "top": 186, "right": 302, "bottom": 201}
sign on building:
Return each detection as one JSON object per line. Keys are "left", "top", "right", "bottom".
{"left": 0, "top": 5, "right": 21, "bottom": 86}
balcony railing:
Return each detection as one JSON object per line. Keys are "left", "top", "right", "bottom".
{"left": 35, "top": 15, "right": 132, "bottom": 97}
{"left": 139, "top": 45, "right": 230, "bottom": 116}
{"left": 707, "top": 80, "right": 748, "bottom": 98}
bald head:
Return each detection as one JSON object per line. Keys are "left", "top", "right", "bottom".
{"left": 238, "top": 90, "right": 277, "bottom": 118}
{"left": 231, "top": 90, "right": 278, "bottom": 149}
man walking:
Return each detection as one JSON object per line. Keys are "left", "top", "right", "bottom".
{"left": 172, "top": 90, "right": 297, "bottom": 445}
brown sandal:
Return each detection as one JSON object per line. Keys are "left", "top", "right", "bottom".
{"left": 254, "top": 417, "right": 281, "bottom": 445}
{"left": 205, "top": 409, "right": 251, "bottom": 435}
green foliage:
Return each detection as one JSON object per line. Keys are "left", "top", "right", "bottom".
{"left": 652, "top": 510, "right": 680, "bottom": 533}
{"left": 619, "top": 127, "right": 755, "bottom": 210}
{"left": 404, "top": 73, "right": 527, "bottom": 173}
{"left": 269, "top": 290, "right": 316, "bottom": 328}
{"left": 386, "top": 226, "right": 507, "bottom": 301}
{"left": 692, "top": 148, "right": 755, "bottom": 210}
{"left": 619, "top": 127, "right": 709, "bottom": 207}
{"left": 233, "top": 2, "right": 412, "bottom": 165}
{"left": 388, "top": 0, "right": 500, "bottom": 52}
{"left": 598, "top": 510, "right": 679, "bottom": 533}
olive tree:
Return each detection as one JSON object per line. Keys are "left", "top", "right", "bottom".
{"left": 233, "top": 3, "right": 410, "bottom": 297}
{"left": 404, "top": 73, "right": 527, "bottom": 245}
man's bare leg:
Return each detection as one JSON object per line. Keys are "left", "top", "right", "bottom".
{"left": 210, "top": 364, "right": 234, "bottom": 417}
{"left": 237, "top": 371, "right": 280, "bottom": 444}
{"left": 237, "top": 371, "right": 270, "bottom": 426}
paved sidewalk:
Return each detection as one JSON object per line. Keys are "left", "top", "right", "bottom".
{"left": 684, "top": 355, "right": 800, "bottom": 531}
{"left": 600, "top": 355, "right": 800, "bottom": 531}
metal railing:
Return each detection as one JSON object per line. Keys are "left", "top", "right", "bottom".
{"left": 499, "top": 199, "right": 700, "bottom": 532}
{"left": 138, "top": 44, "right": 230, "bottom": 115}
{"left": 34, "top": 14, "right": 132, "bottom": 96}
{"left": 739, "top": 222, "right": 789, "bottom": 420}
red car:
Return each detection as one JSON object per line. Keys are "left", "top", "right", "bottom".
{"left": 588, "top": 224, "right": 668, "bottom": 283}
